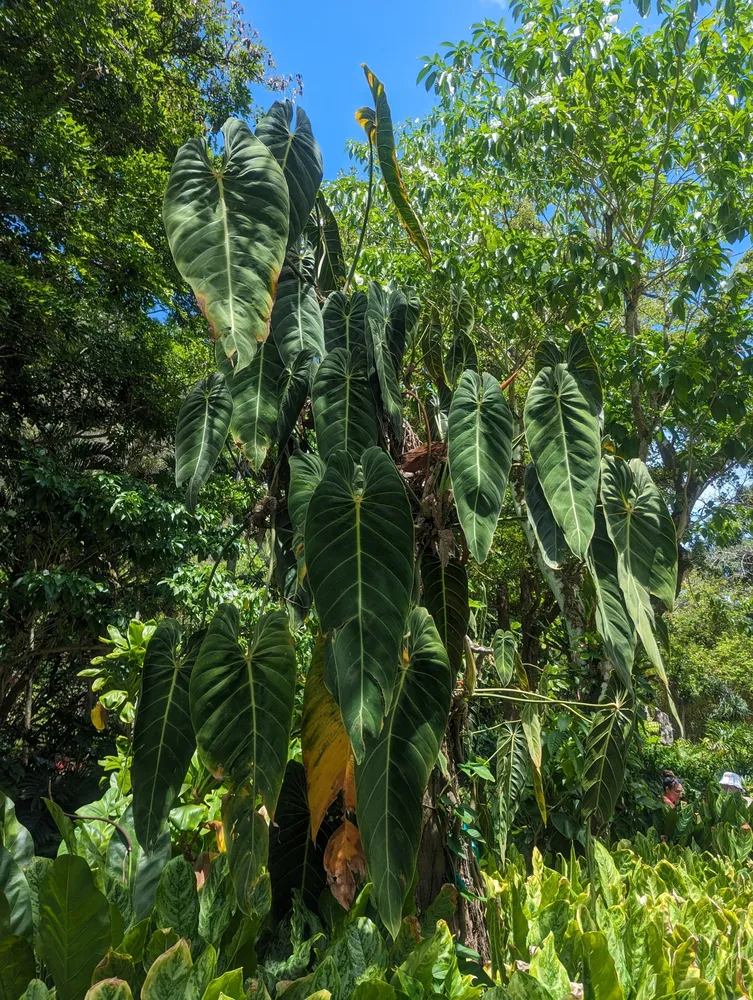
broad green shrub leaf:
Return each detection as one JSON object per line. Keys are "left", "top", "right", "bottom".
{"left": 448, "top": 371, "right": 513, "bottom": 563}
{"left": 198, "top": 857, "right": 233, "bottom": 948}
{"left": 0, "top": 934, "right": 34, "bottom": 999}
{"left": 396, "top": 920, "right": 460, "bottom": 994}
{"left": 492, "top": 630, "right": 517, "bottom": 687}
{"left": 524, "top": 364, "right": 601, "bottom": 559}
{"left": 530, "top": 933, "right": 570, "bottom": 1000}
{"left": 566, "top": 331, "right": 603, "bottom": 409}
{"left": 256, "top": 101, "right": 323, "bottom": 245}
{"left": 85, "top": 982, "right": 134, "bottom": 1000}
{"left": 146, "top": 929, "right": 180, "bottom": 970}
{"left": 310, "top": 191, "right": 347, "bottom": 292}
{"left": 278, "top": 349, "right": 317, "bottom": 447}
{"left": 534, "top": 341, "right": 563, "bottom": 372}
{"left": 323, "top": 291, "right": 367, "bottom": 353}
{"left": 524, "top": 464, "right": 569, "bottom": 570}
{"left": 163, "top": 118, "right": 288, "bottom": 372}
{"left": 43, "top": 797, "right": 78, "bottom": 856}
{"left": 312, "top": 348, "right": 379, "bottom": 461}
{"left": 601, "top": 457, "right": 677, "bottom": 612}
{"left": 301, "top": 637, "right": 350, "bottom": 840}
{"left": 39, "top": 855, "right": 111, "bottom": 1000}
{"left": 271, "top": 257, "right": 325, "bottom": 368}
{"left": 132, "top": 827, "right": 171, "bottom": 922}
{"left": 91, "top": 951, "right": 135, "bottom": 989}
{"left": 327, "top": 917, "right": 389, "bottom": 996}
{"left": 191, "top": 604, "right": 295, "bottom": 799}
{"left": 175, "top": 373, "right": 233, "bottom": 512}
{"left": 582, "top": 931, "right": 625, "bottom": 1000}
{"left": 352, "top": 983, "right": 395, "bottom": 1000}
{"left": 269, "top": 761, "right": 330, "bottom": 918}
{"left": 361, "top": 66, "right": 431, "bottom": 265}
{"left": 20, "top": 980, "right": 52, "bottom": 1000}
{"left": 305, "top": 448, "right": 414, "bottom": 760}
{"left": 200, "top": 968, "right": 244, "bottom": 1000}
{"left": 355, "top": 608, "right": 452, "bottom": 937}
{"left": 154, "top": 857, "right": 200, "bottom": 941}
{"left": 132, "top": 621, "right": 198, "bottom": 852}
{"left": 0, "top": 794, "right": 33, "bottom": 867}
{"left": 365, "top": 282, "right": 404, "bottom": 445}
{"left": 141, "top": 939, "right": 192, "bottom": 1000}
{"left": 496, "top": 722, "right": 528, "bottom": 862}
{"left": 421, "top": 551, "right": 470, "bottom": 674}
{"left": 592, "top": 841, "right": 622, "bottom": 908}
{"left": 0, "top": 844, "right": 31, "bottom": 940}
{"left": 581, "top": 684, "right": 634, "bottom": 828}
{"left": 184, "top": 944, "right": 217, "bottom": 1000}
{"left": 588, "top": 511, "right": 635, "bottom": 688}
{"left": 225, "top": 339, "right": 284, "bottom": 470}
{"left": 507, "top": 972, "right": 554, "bottom": 1000}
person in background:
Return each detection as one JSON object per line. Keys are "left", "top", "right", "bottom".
{"left": 662, "top": 770, "right": 683, "bottom": 807}
{"left": 719, "top": 771, "right": 752, "bottom": 830}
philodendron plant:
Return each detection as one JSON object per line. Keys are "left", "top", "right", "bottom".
{"left": 129, "top": 64, "right": 678, "bottom": 938}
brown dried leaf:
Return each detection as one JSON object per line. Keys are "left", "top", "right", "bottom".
{"left": 323, "top": 819, "right": 367, "bottom": 910}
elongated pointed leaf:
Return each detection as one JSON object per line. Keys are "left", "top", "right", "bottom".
{"left": 420, "top": 307, "right": 446, "bottom": 387}
{"left": 366, "top": 283, "right": 404, "bottom": 445}
{"left": 534, "top": 341, "right": 563, "bottom": 373}
{"left": 222, "top": 790, "right": 268, "bottom": 914}
{"left": 386, "top": 288, "right": 418, "bottom": 375}
{"left": 305, "top": 448, "right": 414, "bottom": 760}
{"left": 163, "top": 118, "right": 288, "bottom": 371}
{"left": 323, "top": 291, "right": 367, "bottom": 353}
{"left": 39, "top": 855, "right": 111, "bottom": 1000}
{"left": 273, "top": 510, "right": 312, "bottom": 628}
{"left": 277, "top": 350, "right": 316, "bottom": 447}
{"left": 447, "top": 371, "right": 513, "bottom": 563}
{"left": 141, "top": 940, "right": 192, "bottom": 1000}
{"left": 191, "top": 606, "right": 296, "bottom": 808}
{"left": 496, "top": 722, "right": 528, "bottom": 862}
{"left": 524, "top": 364, "right": 600, "bottom": 559}
{"left": 361, "top": 66, "right": 431, "bottom": 266}
{"left": 85, "top": 981, "right": 134, "bottom": 1000}
{"left": 312, "top": 348, "right": 379, "bottom": 461}
{"left": 530, "top": 934, "right": 571, "bottom": 1000}
{"left": 581, "top": 684, "right": 634, "bottom": 828}
{"left": 301, "top": 637, "right": 350, "bottom": 838}
{"left": 271, "top": 259, "right": 325, "bottom": 368}
{"left": 450, "top": 284, "right": 474, "bottom": 339}
{"left": 132, "top": 621, "right": 199, "bottom": 852}
{"left": 421, "top": 552, "right": 469, "bottom": 674}
{"left": 566, "top": 332, "right": 602, "bottom": 409}
{"left": 256, "top": 101, "right": 323, "bottom": 245}
{"left": 445, "top": 334, "right": 478, "bottom": 387}
{"left": 524, "top": 464, "right": 569, "bottom": 570}
{"left": 175, "top": 374, "right": 233, "bottom": 512}
{"left": 269, "top": 760, "right": 330, "bottom": 918}
{"left": 0, "top": 934, "right": 34, "bottom": 999}
{"left": 581, "top": 932, "right": 625, "bottom": 1000}
{"left": 288, "top": 452, "right": 326, "bottom": 537}
{"left": 0, "top": 844, "right": 30, "bottom": 942}
{"left": 226, "top": 339, "right": 284, "bottom": 470}
{"left": 154, "top": 857, "right": 199, "bottom": 942}
{"left": 310, "top": 192, "right": 347, "bottom": 292}
{"left": 588, "top": 511, "right": 635, "bottom": 688}
{"left": 522, "top": 704, "right": 546, "bottom": 824}
{"left": 355, "top": 607, "right": 452, "bottom": 937}
{"left": 0, "top": 794, "right": 33, "bottom": 868}
{"left": 492, "top": 631, "right": 517, "bottom": 687}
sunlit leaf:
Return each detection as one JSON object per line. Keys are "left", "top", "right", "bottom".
{"left": 175, "top": 373, "right": 233, "bottom": 512}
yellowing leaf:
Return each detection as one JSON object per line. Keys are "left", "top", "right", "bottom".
{"left": 91, "top": 702, "right": 108, "bottom": 731}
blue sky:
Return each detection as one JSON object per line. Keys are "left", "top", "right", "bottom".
{"left": 248, "top": 0, "right": 505, "bottom": 180}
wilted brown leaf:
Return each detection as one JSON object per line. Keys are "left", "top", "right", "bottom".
{"left": 323, "top": 819, "right": 367, "bottom": 910}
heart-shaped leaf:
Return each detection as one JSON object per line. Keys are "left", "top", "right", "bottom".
{"left": 448, "top": 371, "right": 513, "bottom": 563}
{"left": 163, "top": 118, "right": 288, "bottom": 371}
{"left": 492, "top": 631, "right": 517, "bottom": 687}
{"left": 524, "top": 364, "right": 601, "bottom": 559}
{"left": 132, "top": 620, "right": 199, "bottom": 852}
{"left": 323, "top": 291, "right": 367, "bottom": 353}
{"left": 581, "top": 683, "right": 634, "bottom": 829}
{"left": 225, "top": 338, "right": 284, "bottom": 470}
{"left": 355, "top": 608, "right": 452, "bottom": 937}
{"left": 496, "top": 722, "right": 528, "bottom": 862}
{"left": 312, "top": 347, "right": 379, "bottom": 461}
{"left": 271, "top": 255, "right": 325, "bottom": 368}
{"left": 256, "top": 101, "right": 323, "bottom": 245}
{"left": 175, "top": 373, "right": 233, "bottom": 512}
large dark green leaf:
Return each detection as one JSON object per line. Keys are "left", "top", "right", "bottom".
{"left": 581, "top": 684, "right": 634, "bottom": 828}
{"left": 420, "top": 307, "right": 446, "bottom": 387}
{"left": 312, "top": 348, "right": 379, "bottom": 462}
{"left": 277, "top": 350, "right": 317, "bottom": 448}
{"left": 288, "top": 452, "right": 326, "bottom": 538}
{"left": 355, "top": 607, "right": 452, "bottom": 937}
{"left": 534, "top": 342, "right": 563, "bottom": 373}
{"left": 524, "top": 364, "right": 601, "bottom": 560}
{"left": 524, "top": 464, "right": 569, "bottom": 570}
{"left": 323, "top": 291, "right": 367, "bottom": 353}
{"left": 310, "top": 192, "right": 347, "bottom": 292}
{"left": 588, "top": 511, "right": 635, "bottom": 688}
{"left": 566, "top": 332, "right": 602, "bottom": 409}
{"left": 447, "top": 371, "right": 513, "bottom": 563}
{"left": 154, "top": 857, "right": 199, "bottom": 942}
{"left": 361, "top": 66, "right": 431, "bottom": 266}
{"left": 224, "top": 339, "right": 284, "bottom": 470}
{"left": 0, "top": 845, "right": 31, "bottom": 941}
{"left": 273, "top": 510, "right": 312, "bottom": 629}
{"left": 175, "top": 373, "right": 233, "bottom": 512}
{"left": 305, "top": 448, "right": 414, "bottom": 760}
{"left": 0, "top": 934, "right": 34, "bottom": 999}
{"left": 386, "top": 288, "right": 418, "bottom": 375}
{"left": 445, "top": 334, "right": 478, "bottom": 387}
{"left": 132, "top": 621, "right": 199, "bottom": 852}
{"left": 496, "top": 722, "right": 528, "bottom": 862}
{"left": 39, "top": 855, "right": 111, "bottom": 1000}
{"left": 450, "top": 284, "right": 474, "bottom": 339}
{"left": 421, "top": 552, "right": 469, "bottom": 674}
{"left": 163, "top": 118, "right": 288, "bottom": 371}
{"left": 365, "top": 283, "right": 404, "bottom": 446}
{"left": 191, "top": 605, "right": 296, "bottom": 809}
{"left": 256, "top": 101, "right": 323, "bottom": 245}
{"left": 492, "top": 631, "right": 517, "bottom": 687}
{"left": 271, "top": 259, "right": 325, "bottom": 369}
{"left": 269, "top": 761, "right": 331, "bottom": 919}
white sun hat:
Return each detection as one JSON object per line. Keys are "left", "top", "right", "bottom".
{"left": 720, "top": 772, "right": 744, "bottom": 792}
